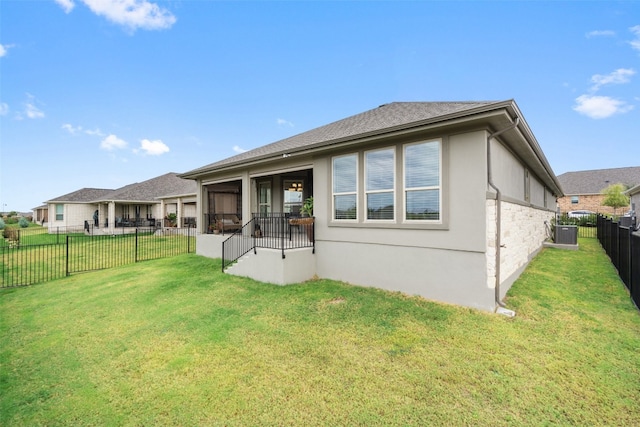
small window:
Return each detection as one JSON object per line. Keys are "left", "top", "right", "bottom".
{"left": 365, "top": 148, "right": 394, "bottom": 220}
{"left": 332, "top": 154, "right": 358, "bottom": 220}
{"left": 55, "top": 204, "right": 64, "bottom": 221}
{"left": 571, "top": 196, "right": 579, "bottom": 204}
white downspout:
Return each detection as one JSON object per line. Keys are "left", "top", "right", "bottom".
{"left": 487, "top": 117, "right": 519, "bottom": 313}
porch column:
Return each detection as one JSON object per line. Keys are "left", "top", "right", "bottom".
{"left": 242, "top": 171, "right": 251, "bottom": 224}
{"left": 196, "top": 179, "right": 203, "bottom": 233}
{"left": 108, "top": 201, "right": 116, "bottom": 234}
{"left": 177, "top": 197, "right": 183, "bottom": 227}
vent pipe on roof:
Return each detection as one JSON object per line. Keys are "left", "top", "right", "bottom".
{"left": 487, "top": 116, "right": 519, "bottom": 313}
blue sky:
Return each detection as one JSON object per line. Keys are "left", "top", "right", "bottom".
{"left": 1, "top": 0, "right": 639, "bottom": 212}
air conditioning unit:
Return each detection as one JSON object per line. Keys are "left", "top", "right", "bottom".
{"left": 556, "top": 225, "right": 578, "bottom": 245}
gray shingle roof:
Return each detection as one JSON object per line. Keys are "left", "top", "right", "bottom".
{"left": 182, "top": 101, "right": 502, "bottom": 176}
{"left": 47, "top": 188, "right": 114, "bottom": 203}
{"left": 96, "top": 172, "right": 197, "bottom": 202}
{"left": 557, "top": 166, "right": 640, "bottom": 195}
{"left": 46, "top": 173, "right": 196, "bottom": 205}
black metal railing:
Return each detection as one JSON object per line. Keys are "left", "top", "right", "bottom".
{"left": 597, "top": 214, "right": 639, "bottom": 310}
{"left": 221, "top": 213, "right": 315, "bottom": 271}
{"left": 1, "top": 227, "right": 195, "bottom": 288}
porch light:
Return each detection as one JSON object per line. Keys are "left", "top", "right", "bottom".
{"left": 288, "top": 182, "right": 303, "bottom": 192}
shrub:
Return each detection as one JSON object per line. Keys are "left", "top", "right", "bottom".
{"left": 3, "top": 227, "right": 18, "bottom": 241}
{"left": 0, "top": 218, "right": 4, "bottom": 230}
{"left": 18, "top": 217, "right": 29, "bottom": 228}
{"left": 4, "top": 217, "right": 18, "bottom": 225}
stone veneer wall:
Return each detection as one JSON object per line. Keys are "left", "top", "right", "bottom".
{"left": 486, "top": 200, "right": 555, "bottom": 298}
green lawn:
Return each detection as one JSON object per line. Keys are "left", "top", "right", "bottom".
{"left": 1, "top": 238, "right": 639, "bottom": 425}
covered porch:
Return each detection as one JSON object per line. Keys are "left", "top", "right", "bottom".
{"left": 203, "top": 169, "right": 313, "bottom": 236}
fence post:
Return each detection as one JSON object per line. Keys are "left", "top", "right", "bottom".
{"left": 65, "top": 235, "right": 70, "bottom": 276}
{"left": 135, "top": 228, "right": 139, "bottom": 263}
{"left": 281, "top": 216, "right": 285, "bottom": 259}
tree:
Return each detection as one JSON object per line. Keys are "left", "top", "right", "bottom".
{"left": 601, "top": 183, "right": 630, "bottom": 216}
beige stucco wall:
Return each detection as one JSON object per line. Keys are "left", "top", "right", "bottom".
{"left": 48, "top": 202, "right": 95, "bottom": 230}
{"left": 312, "top": 130, "right": 495, "bottom": 311}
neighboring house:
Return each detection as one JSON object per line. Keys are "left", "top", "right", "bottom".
{"left": 181, "top": 100, "right": 563, "bottom": 312}
{"left": 46, "top": 188, "right": 115, "bottom": 231}
{"left": 557, "top": 166, "right": 640, "bottom": 215}
{"left": 44, "top": 173, "right": 197, "bottom": 233}
{"left": 627, "top": 184, "right": 640, "bottom": 215}
{"left": 32, "top": 204, "right": 49, "bottom": 225}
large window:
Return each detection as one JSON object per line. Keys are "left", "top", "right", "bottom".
{"left": 55, "top": 204, "right": 63, "bottom": 221}
{"left": 333, "top": 154, "right": 357, "bottom": 220}
{"left": 365, "top": 148, "right": 394, "bottom": 220}
{"left": 404, "top": 140, "right": 440, "bottom": 221}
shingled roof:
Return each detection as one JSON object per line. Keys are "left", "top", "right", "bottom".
{"left": 557, "top": 166, "right": 640, "bottom": 195}
{"left": 46, "top": 188, "right": 114, "bottom": 203}
{"left": 45, "top": 173, "right": 196, "bottom": 204}
{"left": 96, "top": 173, "right": 197, "bottom": 202}
{"left": 181, "top": 101, "right": 502, "bottom": 176}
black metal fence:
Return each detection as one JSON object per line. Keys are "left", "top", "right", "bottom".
{"left": 597, "top": 215, "right": 639, "bottom": 309}
{"left": 221, "top": 213, "right": 315, "bottom": 271}
{"left": 1, "top": 227, "right": 194, "bottom": 288}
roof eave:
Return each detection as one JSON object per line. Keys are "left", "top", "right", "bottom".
{"left": 181, "top": 101, "right": 517, "bottom": 179}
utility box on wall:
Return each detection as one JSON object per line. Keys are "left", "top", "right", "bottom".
{"left": 556, "top": 225, "right": 578, "bottom": 245}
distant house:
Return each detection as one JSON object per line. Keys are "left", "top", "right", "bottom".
{"left": 627, "top": 184, "right": 640, "bottom": 215}
{"left": 557, "top": 166, "right": 640, "bottom": 215}
{"left": 32, "top": 204, "right": 49, "bottom": 225}
{"left": 44, "top": 173, "right": 196, "bottom": 233}
{"left": 181, "top": 100, "right": 563, "bottom": 312}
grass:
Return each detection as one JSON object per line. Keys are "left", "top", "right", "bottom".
{"left": 1, "top": 231, "right": 194, "bottom": 286}
{"left": 1, "top": 238, "right": 639, "bottom": 425}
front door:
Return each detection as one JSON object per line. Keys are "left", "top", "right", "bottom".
{"left": 258, "top": 181, "right": 271, "bottom": 216}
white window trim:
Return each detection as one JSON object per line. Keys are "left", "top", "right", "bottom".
{"left": 402, "top": 139, "right": 442, "bottom": 224}
{"left": 364, "top": 147, "right": 395, "bottom": 222}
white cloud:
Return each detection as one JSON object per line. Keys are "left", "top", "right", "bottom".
{"left": 573, "top": 95, "right": 634, "bottom": 119}
{"left": 630, "top": 25, "right": 640, "bottom": 52}
{"left": 0, "top": 103, "right": 8, "bottom": 116}
{"left": 100, "top": 134, "right": 128, "bottom": 150}
{"left": 590, "top": 68, "right": 636, "bottom": 92}
{"left": 77, "top": 0, "right": 176, "bottom": 31}
{"left": 277, "top": 118, "right": 294, "bottom": 127}
{"left": 63, "top": 123, "right": 105, "bottom": 137}
{"left": 84, "top": 128, "right": 105, "bottom": 136}
{"left": 24, "top": 101, "right": 45, "bottom": 119}
{"left": 136, "top": 138, "right": 169, "bottom": 155}
{"left": 586, "top": 30, "right": 615, "bottom": 38}
{"left": 54, "top": 0, "right": 75, "bottom": 13}
{"left": 0, "top": 44, "right": 6, "bottom": 57}
{"left": 62, "top": 123, "right": 82, "bottom": 134}
{"left": 233, "top": 145, "right": 248, "bottom": 154}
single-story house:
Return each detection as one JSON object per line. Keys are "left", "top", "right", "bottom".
{"left": 31, "top": 204, "right": 49, "bottom": 225}
{"left": 626, "top": 184, "right": 640, "bottom": 215}
{"left": 557, "top": 166, "right": 640, "bottom": 215}
{"left": 181, "top": 100, "right": 563, "bottom": 312}
{"left": 44, "top": 172, "right": 196, "bottom": 233}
